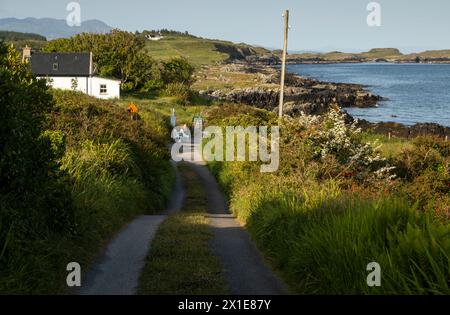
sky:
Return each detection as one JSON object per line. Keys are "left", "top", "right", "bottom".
{"left": 1, "top": 0, "right": 450, "bottom": 53}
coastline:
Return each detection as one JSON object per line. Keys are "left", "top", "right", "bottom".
{"left": 198, "top": 61, "right": 450, "bottom": 138}
{"left": 285, "top": 59, "right": 450, "bottom": 65}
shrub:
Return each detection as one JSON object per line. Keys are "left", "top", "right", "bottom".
{"left": 162, "top": 57, "right": 195, "bottom": 86}
{"left": 163, "top": 82, "right": 192, "bottom": 105}
{"left": 394, "top": 136, "right": 449, "bottom": 181}
{"left": 290, "top": 108, "right": 395, "bottom": 183}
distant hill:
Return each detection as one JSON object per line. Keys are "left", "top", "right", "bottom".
{"left": 361, "top": 48, "right": 403, "bottom": 59}
{"left": 0, "top": 17, "right": 112, "bottom": 40}
{"left": 140, "top": 30, "right": 275, "bottom": 66}
{"left": 0, "top": 30, "right": 46, "bottom": 41}
{"left": 287, "top": 47, "right": 450, "bottom": 63}
{"left": 0, "top": 30, "right": 47, "bottom": 51}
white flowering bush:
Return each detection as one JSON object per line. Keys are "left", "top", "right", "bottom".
{"left": 286, "top": 108, "right": 396, "bottom": 183}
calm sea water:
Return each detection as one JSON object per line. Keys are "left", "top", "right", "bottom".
{"left": 288, "top": 63, "right": 450, "bottom": 127}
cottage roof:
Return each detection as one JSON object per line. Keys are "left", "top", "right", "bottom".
{"left": 30, "top": 52, "right": 92, "bottom": 76}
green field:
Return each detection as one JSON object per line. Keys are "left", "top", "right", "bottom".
{"left": 144, "top": 33, "right": 272, "bottom": 67}
{"left": 145, "top": 35, "right": 229, "bottom": 66}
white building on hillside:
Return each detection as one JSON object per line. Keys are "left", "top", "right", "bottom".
{"left": 145, "top": 34, "right": 164, "bottom": 41}
{"left": 24, "top": 47, "right": 121, "bottom": 99}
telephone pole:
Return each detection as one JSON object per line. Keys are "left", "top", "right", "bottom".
{"left": 279, "top": 10, "right": 289, "bottom": 118}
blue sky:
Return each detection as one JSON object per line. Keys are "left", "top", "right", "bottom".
{"left": 1, "top": 0, "right": 450, "bottom": 53}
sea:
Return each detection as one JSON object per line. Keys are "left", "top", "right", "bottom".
{"left": 288, "top": 63, "right": 450, "bottom": 127}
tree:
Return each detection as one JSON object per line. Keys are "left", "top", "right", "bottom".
{"left": 162, "top": 57, "right": 195, "bottom": 86}
{"left": 43, "top": 30, "right": 163, "bottom": 92}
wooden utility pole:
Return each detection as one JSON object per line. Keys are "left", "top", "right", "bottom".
{"left": 279, "top": 10, "right": 289, "bottom": 118}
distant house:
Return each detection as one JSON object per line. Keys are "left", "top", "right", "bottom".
{"left": 24, "top": 46, "right": 121, "bottom": 99}
{"left": 145, "top": 34, "right": 164, "bottom": 41}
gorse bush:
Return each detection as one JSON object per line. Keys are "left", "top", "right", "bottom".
{"left": 204, "top": 103, "right": 278, "bottom": 127}
{"left": 394, "top": 136, "right": 449, "bottom": 181}
{"left": 392, "top": 136, "right": 449, "bottom": 220}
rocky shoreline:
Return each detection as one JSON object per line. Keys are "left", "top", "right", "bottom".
{"left": 355, "top": 120, "right": 450, "bottom": 139}
{"left": 199, "top": 62, "right": 450, "bottom": 138}
{"left": 200, "top": 63, "right": 381, "bottom": 114}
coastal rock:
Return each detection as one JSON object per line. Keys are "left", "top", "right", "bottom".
{"left": 204, "top": 83, "right": 380, "bottom": 115}
{"left": 410, "top": 123, "right": 450, "bottom": 137}
{"left": 356, "top": 120, "right": 450, "bottom": 138}
{"left": 200, "top": 62, "right": 448, "bottom": 139}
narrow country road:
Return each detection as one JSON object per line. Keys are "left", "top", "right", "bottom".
{"left": 78, "top": 215, "right": 166, "bottom": 295}
{"left": 80, "top": 143, "right": 287, "bottom": 295}
{"left": 179, "top": 142, "right": 289, "bottom": 295}
{"left": 78, "top": 163, "right": 184, "bottom": 295}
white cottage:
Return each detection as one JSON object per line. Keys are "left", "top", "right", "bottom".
{"left": 25, "top": 47, "right": 121, "bottom": 99}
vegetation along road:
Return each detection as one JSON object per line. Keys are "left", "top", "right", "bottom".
{"left": 80, "top": 144, "right": 288, "bottom": 295}
{"left": 79, "top": 165, "right": 184, "bottom": 295}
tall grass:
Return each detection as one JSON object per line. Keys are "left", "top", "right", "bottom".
{"left": 62, "top": 139, "right": 150, "bottom": 237}
{"left": 227, "top": 177, "right": 450, "bottom": 294}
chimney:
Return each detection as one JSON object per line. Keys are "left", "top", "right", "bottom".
{"left": 89, "top": 51, "right": 93, "bottom": 76}
{"left": 22, "top": 45, "right": 32, "bottom": 62}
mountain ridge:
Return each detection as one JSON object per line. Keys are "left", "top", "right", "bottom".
{"left": 0, "top": 17, "right": 112, "bottom": 40}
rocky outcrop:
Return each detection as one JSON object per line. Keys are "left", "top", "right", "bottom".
{"left": 199, "top": 62, "right": 448, "bottom": 138}
{"left": 244, "top": 54, "right": 281, "bottom": 65}
{"left": 200, "top": 68, "right": 381, "bottom": 116}
{"left": 356, "top": 120, "right": 450, "bottom": 138}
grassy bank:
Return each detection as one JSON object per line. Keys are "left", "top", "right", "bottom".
{"left": 120, "top": 95, "right": 209, "bottom": 126}
{"left": 0, "top": 87, "right": 174, "bottom": 293}
{"left": 205, "top": 104, "right": 450, "bottom": 294}
{"left": 138, "top": 163, "right": 228, "bottom": 295}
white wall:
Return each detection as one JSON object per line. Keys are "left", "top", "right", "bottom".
{"left": 90, "top": 77, "right": 121, "bottom": 99}
{"left": 39, "top": 76, "right": 121, "bottom": 99}
{"left": 42, "top": 76, "right": 89, "bottom": 94}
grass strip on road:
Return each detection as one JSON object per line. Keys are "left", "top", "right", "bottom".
{"left": 138, "top": 163, "right": 228, "bottom": 295}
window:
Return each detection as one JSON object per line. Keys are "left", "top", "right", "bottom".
{"left": 52, "top": 62, "right": 58, "bottom": 71}
{"left": 100, "top": 84, "right": 107, "bottom": 94}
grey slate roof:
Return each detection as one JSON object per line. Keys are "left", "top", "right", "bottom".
{"left": 30, "top": 52, "right": 92, "bottom": 76}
